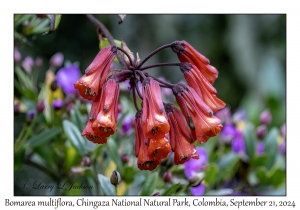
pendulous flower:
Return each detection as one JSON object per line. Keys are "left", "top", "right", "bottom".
{"left": 82, "top": 120, "right": 107, "bottom": 144}
{"left": 172, "top": 40, "right": 218, "bottom": 84}
{"left": 173, "top": 83, "right": 223, "bottom": 144}
{"left": 165, "top": 103, "right": 198, "bottom": 164}
{"left": 92, "top": 75, "right": 120, "bottom": 138}
{"left": 141, "top": 78, "right": 170, "bottom": 140}
{"left": 179, "top": 62, "right": 225, "bottom": 113}
{"left": 74, "top": 46, "right": 117, "bottom": 101}
{"left": 135, "top": 111, "right": 161, "bottom": 170}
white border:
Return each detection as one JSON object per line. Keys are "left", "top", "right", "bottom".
{"left": 2, "top": 1, "right": 298, "bottom": 209}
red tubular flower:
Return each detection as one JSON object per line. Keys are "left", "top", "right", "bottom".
{"left": 173, "top": 83, "right": 223, "bottom": 144}
{"left": 92, "top": 75, "right": 120, "bottom": 138}
{"left": 165, "top": 103, "right": 199, "bottom": 164}
{"left": 82, "top": 120, "right": 107, "bottom": 144}
{"left": 135, "top": 111, "right": 160, "bottom": 170}
{"left": 141, "top": 78, "right": 170, "bottom": 140}
{"left": 74, "top": 46, "right": 117, "bottom": 101}
{"left": 148, "top": 137, "right": 171, "bottom": 161}
{"left": 180, "top": 62, "right": 226, "bottom": 113}
{"left": 172, "top": 40, "right": 218, "bottom": 84}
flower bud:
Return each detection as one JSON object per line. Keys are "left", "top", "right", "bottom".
{"left": 22, "top": 56, "right": 34, "bottom": 74}
{"left": 81, "top": 156, "right": 91, "bottom": 166}
{"left": 279, "top": 141, "right": 286, "bottom": 155}
{"left": 50, "top": 80, "right": 58, "bottom": 91}
{"left": 121, "top": 154, "right": 129, "bottom": 164}
{"left": 151, "top": 192, "right": 160, "bottom": 196}
{"left": 189, "top": 172, "right": 205, "bottom": 187}
{"left": 110, "top": 170, "right": 121, "bottom": 186}
{"left": 36, "top": 100, "right": 45, "bottom": 113}
{"left": 35, "top": 56, "right": 43, "bottom": 67}
{"left": 256, "top": 124, "right": 267, "bottom": 139}
{"left": 259, "top": 109, "right": 272, "bottom": 125}
{"left": 27, "top": 110, "right": 36, "bottom": 123}
{"left": 52, "top": 99, "right": 64, "bottom": 110}
{"left": 50, "top": 52, "right": 64, "bottom": 68}
{"left": 14, "top": 102, "right": 21, "bottom": 115}
{"left": 280, "top": 123, "right": 286, "bottom": 138}
{"left": 163, "top": 171, "right": 172, "bottom": 183}
{"left": 14, "top": 48, "right": 22, "bottom": 62}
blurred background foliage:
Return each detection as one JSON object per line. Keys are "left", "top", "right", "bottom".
{"left": 14, "top": 14, "right": 286, "bottom": 196}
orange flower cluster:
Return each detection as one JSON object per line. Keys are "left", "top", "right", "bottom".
{"left": 74, "top": 40, "right": 225, "bottom": 170}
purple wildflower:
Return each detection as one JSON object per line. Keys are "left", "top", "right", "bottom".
{"left": 50, "top": 52, "right": 64, "bottom": 68}
{"left": 52, "top": 99, "right": 64, "bottom": 110}
{"left": 56, "top": 64, "right": 80, "bottom": 94}
{"left": 220, "top": 124, "right": 236, "bottom": 143}
{"left": 184, "top": 147, "right": 208, "bottom": 196}
{"left": 231, "top": 130, "right": 245, "bottom": 154}
{"left": 260, "top": 109, "right": 272, "bottom": 125}
{"left": 256, "top": 142, "right": 265, "bottom": 156}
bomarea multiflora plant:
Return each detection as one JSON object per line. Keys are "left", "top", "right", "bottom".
{"left": 74, "top": 40, "right": 226, "bottom": 170}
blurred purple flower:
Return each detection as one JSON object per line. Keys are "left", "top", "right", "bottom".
{"left": 280, "top": 123, "right": 286, "bottom": 139}
{"left": 256, "top": 142, "right": 265, "bottom": 156}
{"left": 50, "top": 52, "right": 64, "bottom": 68}
{"left": 191, "top": 183, "right": 205, "bottom": 196}
{"left": 256, "top": 124, "right": 267, "bottom": 139}
{"left": 232, "top": 109, "right": 246, "bottom": 124}
{"left": 56, "top": 64, "right": 80, "bottom": 94}
{"left": 35, "top": 57, "right": 43, "bottom": 67}
{"left": 279, "top": 140, "right": 286, "bottom": 155}
{"left": 231, "top": 131, "right": 245, "bottom": 154}
{"left": 121, "top": 115, "right": 134, "bottom": 135}
{"left": 22, "top": 56, "right": 34, "bottom": 74}
{"left": 14, "top": 48, "right": 22, "bottom": 62}
{"left": 184, "top": 147, "right": 208, "bottom": 196}
{"left": 36, "top": 100, "right": 45, "bottom": 113}
{"left": 259, "top": 109, "right": 272, "bottom": 125}
{"left": 220, "top": 124, "right": 236, "bottom": 143}
{"left": 215, "top": 106, "right": 231, "bottom": 124}
{"left": 52, "top": 99, "right": 64, "bottom": 110}
{"left": 27, "top": 110, "right": 36, "bottom": 120}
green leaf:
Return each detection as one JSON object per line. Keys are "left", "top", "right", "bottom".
{"left": 264, "top": 128, "right": 279, "bottom": 170}
{"left": 121, "top": 166, "right": 136, "bottom": 184}
{"left": 216, "top": 152, "right": 239, "bottom": 182}
{"left": 270, "top": 168, "right": 285, "bottom": 188}
{"left": 99, "top": 38, "right": 121, "bottom": 62}
{"left": 70, "top": 107, "right": 85, "bottom": 132}
{"left": 14, "top": 149, "right": 25, "bottom": 171}
{"left": 251, "top": 154, "right": 268, "bottom": 167}
{"left": 15, "top": 66, "right": 33, "bottom": 90}
{"left": 14, "top": 14, "right": 31, "bottom": 27}
{"left": 26, "top": 127, "right": 62, "bottom": 148}
{"left": 106, "top": 138, "right": 122, "bottom": 171}
{"left": 205, "top": 188, "right": 233, "bottom": 195}
{"left": 204, "top": 163, "right": 218, "bottom": 184}
{"left": 161, "top": 183, "right": 183, "bottom": 196}
{"left": 98, "top": 174, "right": 116, "bottom": 196}
{"left": 139, "top": 172, "right": 158, "bottom": 196}
{"left": 243, "top": 123, "right": 256, "bottom": 160}
{"left": 63, "top": 120, "right": 86, "bottom": 157}
{"left": 256, "top": 167, "right": 269, "bottom": 185}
